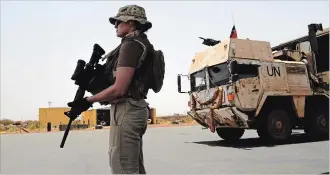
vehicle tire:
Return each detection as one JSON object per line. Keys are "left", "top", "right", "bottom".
{"left": 95, "top": 125, "right": 103, "bottom": 129}
{"left": 216, "top": 128, "right": 245, "bottom": 141}
{"left": 257, "top": 109, "right": 292, "bottom": 143}
{"left": 304, "top": 106, "right": 329, "bottom": 138}
{"left": 100, "top": 121, "right": 106, "bottom": 126}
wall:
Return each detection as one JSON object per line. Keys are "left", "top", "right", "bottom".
{"left": 82, "top": 109, "right": 97, "bottom": 127}
{"left": 78, "top": 107, "right": 157, "bottom": 126}
{"left": 39, "top": 107, "right": 71, "bottom": 128}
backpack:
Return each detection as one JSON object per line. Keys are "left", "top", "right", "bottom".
{"left": 149, "top": 49, "right": 165, "bottom": 93}
{"left": 130, "top": 38, "right": 165, "bottom": 94}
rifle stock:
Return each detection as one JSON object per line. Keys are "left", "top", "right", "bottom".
{"left": 60, "top": 43, "right": 105, "bottom": 148}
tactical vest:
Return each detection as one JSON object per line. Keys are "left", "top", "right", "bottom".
{"left": 103, "top": 31, "right": 153, "bottom": 104}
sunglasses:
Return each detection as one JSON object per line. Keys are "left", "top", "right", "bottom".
{"left": 115, "top": 20, "right": 123, "bottom": 28}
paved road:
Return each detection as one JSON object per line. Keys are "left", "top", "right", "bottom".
{"left": 0, "top": 125, "right": 329, "bottom": 174}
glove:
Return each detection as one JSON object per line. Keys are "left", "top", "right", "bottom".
{"left": 66, "top": 97, "right": 93, "bottom": 119}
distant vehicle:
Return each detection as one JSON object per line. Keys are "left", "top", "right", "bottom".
{"left": 177, "top": 23, "right": 329, "bottom": 142}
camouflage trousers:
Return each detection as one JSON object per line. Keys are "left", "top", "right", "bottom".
{"left": 108, "top": 98, "right": 149, "bottom": 174}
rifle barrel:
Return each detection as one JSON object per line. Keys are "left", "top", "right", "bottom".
{"left": 60, "top": 118, "right": 73, "bottom": 148}
{"left": 60, "top": 87, "right": 85, "bottom": 148}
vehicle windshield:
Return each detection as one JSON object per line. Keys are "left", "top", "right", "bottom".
{"left": 190, "top": 69, "right": 207, "bottom": 92}
{"left": 208, "top": 63, "right": 230, "bottom": 88}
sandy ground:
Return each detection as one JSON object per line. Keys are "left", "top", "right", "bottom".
{"left": 0, "top": 122, "right": 199, "bottom": 135}
{"left": 0, "top": 125, "right": 329, "bottom": 174}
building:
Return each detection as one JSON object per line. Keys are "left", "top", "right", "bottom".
{"left": 39, "top": 106, "right": 157, "bottom": 129}
{"left": 81, "top": 107, "right": 157, "bottom": 127}
{"left": 38, "top": 107, "right": 71, "bottom": 128}
{"left": 82, "top": 107, "right": 111, "bottom": 127}
{"left": 38, "top": 107, "right": 109, "bottom": 128}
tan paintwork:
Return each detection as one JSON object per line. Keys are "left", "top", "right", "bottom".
{"left": 272, "top": 47, "right": 318, "bottom": 76}
{"left": 228, "top": 39, "right": 274, "bottom": 61}
{"left": 187, "top": 107, "right": 249, "bottom": 129}
{"left": 188, "top": 41, "right": 314, "bottom": 127}
{"left": 189, "top": 39, "right": 230, "bottom": 74}
{"left": 254, "top": 90, "right": 313, "bottom": 117}
{"left": 273, "top": 50, "right": 304, "bottom": 62}
{"left": 189, "top": 85, "right": 250, "bottom": 129}
{"left": 259, "top": 61, "right": 290, "bottom": 92}
{"left": 293, "top": 96, "right": 306, "bottom": 118}
{"left": 258, "top": 60, "right": 312, "bottom": 93}
{"left": 189, "top": 39, "right": 274, "bottom": 74}
{"left": 234, "top": 77, "right": 262, "bottom": 110}
{"left": 315, "top": 71, "right": 329, "bottom": 95}
{"left": 318, "top": 71, "right": 329, "bottom": 84}
{"left": 273, "top": 59, "right": 307, "bottom": 64}
{"left": 184, "top": 27, "right": 328, "bottom": 132}
{"left": 189, "top": 52, "right": 314, "bottom": 127}
{"left": 254, "top": 60, "right": 312, "bottom": 116}
{"left": 286, "top": 64, "right": 312, "bottom": 93}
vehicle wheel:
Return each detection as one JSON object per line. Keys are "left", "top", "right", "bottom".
{"left": 304, "top": 107, "right": 329, "bottom": 138}
{"left": 257, "top": 109, "right": 292, "bottom": 143}
{"left": 216, "top": 128, "right": 245, "bottom": 141}
{"left": 100, "top": 121, "right": 106, "bottom": 126}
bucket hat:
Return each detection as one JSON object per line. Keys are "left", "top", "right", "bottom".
{"left": 109, "top": 5, "right": 152, "bottom": 30}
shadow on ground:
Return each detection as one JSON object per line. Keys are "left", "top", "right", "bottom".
{"left": 187, "top": 133, "right": 329, "bottom": 150}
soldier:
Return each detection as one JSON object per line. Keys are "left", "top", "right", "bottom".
{"left": 67, "top": 4, "right": 155, "bottom": 174}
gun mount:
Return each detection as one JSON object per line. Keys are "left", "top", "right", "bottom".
{"left": 198, "top": 37, "right": 221, "bottom": 46}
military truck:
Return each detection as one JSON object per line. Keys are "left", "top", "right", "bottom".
{"left": 177, "top": 23, "right": 329, "bottom": 142}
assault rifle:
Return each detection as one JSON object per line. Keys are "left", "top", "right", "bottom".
{"left": 198, "top": 37, "right": 221, "bottom": 46}
{"left": 60, "top": 43, "right": 105, "bottom": 148}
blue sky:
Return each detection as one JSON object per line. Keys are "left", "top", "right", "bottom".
{"left": 1, "top": 1, "right": 329, "bottom": 121}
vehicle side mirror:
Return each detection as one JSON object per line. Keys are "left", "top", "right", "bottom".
{"left": 177, "top": 74, "right": 182, "bottom": 93}
{"left": 177, "top": 74, "right": 189, "bottom": 93}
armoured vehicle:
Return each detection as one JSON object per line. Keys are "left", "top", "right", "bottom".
{"left": 177, "top": 23, "right": 329, "bottom": 142}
